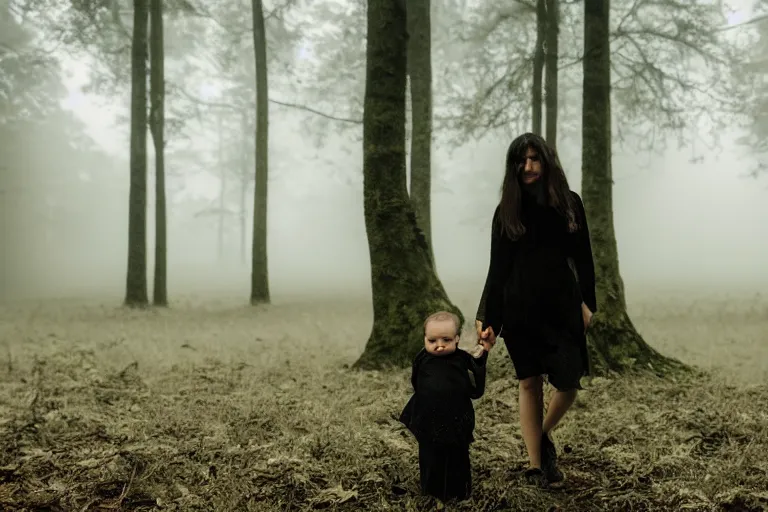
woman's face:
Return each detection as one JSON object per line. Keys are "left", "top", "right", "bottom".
{"left": 519, "top": 146, "right": 543, "bottom": 185}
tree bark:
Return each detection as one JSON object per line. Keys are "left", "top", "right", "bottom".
{"left": 125, "top": 0, "right": 149, "bottom": 308}
{"left": 354, "top": 0, "right": 461, "bottom": 370}
{"left": 581, "top": 0, "right": 681, "bottom": 374}
{"left": 544, "top": 0, "right": 559, "bottom": 148}
{"left": 250, "top": 0, "right": 270, "bottom": 304}
{"left": 532, "top": 0, "right": 546, "bottom": 135}
{"left": 149, "top": 0, "right": 167, "bottom": 307}
{"left": 407, "top": 0, "right": 434, "bottom": 265}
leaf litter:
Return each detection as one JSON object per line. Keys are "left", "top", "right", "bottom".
{"left": 0, "top": 302, "right": 766, "bottom": 511}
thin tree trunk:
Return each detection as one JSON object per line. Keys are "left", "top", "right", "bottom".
{"left": 250, "top": 0, "right": 270, "bottom": 304}
{"left": 149, "top": 0, "right": 167, "bottom": 307}
{"left": 125, "top": 0, "right": 149, "bottom": 308}
{"left": 581, "top": 0, "right": 681, "bottom": 374}
{"left": 217, "top": 111, "right": 225, "bottom": 262}
{"left": 544, "top": 0, "right": 559, "bottom": 148}
{"left": 354, "top": 0, "right": 461, "bottom": 370}
{"left": 240, "top": 109, "right": 249, "bottom": 266}
{"left": 582, "top": 0, "right": 623, "bottom": 318}
{"left": 407, "top": 0, "right": 434, "bottom": 265}
{"left": 532, "top": 0, "right": 546, "bottom": 135}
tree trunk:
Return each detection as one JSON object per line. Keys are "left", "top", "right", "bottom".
{"left": 149, "top": 0, "right": 167, "bottom": 307}
{"left": 581, "top": 0, "right": 681, "bottom": 374}
{"left": 544, "top": 0, "right": 559, "bottom": 148}
{"left": 354, "top": 0, "right": 461, "bottom": 370}
{"left": 240, "top": 109, "right": 249, "bottom": 266}
{"left": 217, "top": 111, "right": 226, "bottom": 262}
{"left": 250, "top": 0, "right": 270, "bottom": 304}
{"left": 532, "top": 0, "right": 546, "bottom": 135}
{"left": 125, "top": 0, "right": 149, "bottom": 308}
{"left": 407, "top": 0, "right": 434, "bottom": 265}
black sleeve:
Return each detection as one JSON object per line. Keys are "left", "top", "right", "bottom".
{"left": 475, "top": 276, "right": 490, "bottom": 324}
{"left": 570, "top": 192, "right": 598, "bottom": 313}
{"left": 468, "top": 350, "right": 488, "bottom": 400}
{"left": 479, "top": 206, "right": 514, "bottom": 336}
{"left": 475, "top": 207, "right": 501, "bottom": 324}
{"left": 410, "top": 349, "right": 426, "bottom": 391}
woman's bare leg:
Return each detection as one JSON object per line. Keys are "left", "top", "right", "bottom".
{"left": 542, "top": 389, "right": 577, "bottom": 434}
{"left": 518, "top": 376, "right": 544, "bottom": 468}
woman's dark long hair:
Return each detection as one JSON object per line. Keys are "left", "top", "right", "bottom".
{"left": 497, "top": 133, "right": 578, "bottom": 240}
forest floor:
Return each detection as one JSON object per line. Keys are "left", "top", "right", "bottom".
{"left": 0, "top": 287, "right": 767, "bottom": 511}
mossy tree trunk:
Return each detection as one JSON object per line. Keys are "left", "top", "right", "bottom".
{"left": 581, "top": 0, "right": 682, "bottom": 375}
{"left": 149, "top": 0, "right": 167, "bottom": 307}
{"left": 125, "top": 0, "right": 149, "bottom": 308}
{"left": 250, "top": 0, "right": 270, "bottom": 305}
{"left": 407, "top": 0, "right": 434, "bottom": 265}
{"left": 544, "top": 0, "right": 559, "bottom": 148}
{"left": 532, "top": 0, "right": 546, "bottom": 135}
{"left": 353, "top": 0, "right": 461, "bottom": 370}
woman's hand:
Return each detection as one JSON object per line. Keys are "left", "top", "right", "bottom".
{"left": 581, "top": 302, "right": 594, "bottom": 332}
{"left": 475, "top": 319, "right": 497, "bottom": 351}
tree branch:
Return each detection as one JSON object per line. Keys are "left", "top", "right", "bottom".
{"left": 461, "top": 2, "right": 536, "bottom": 42}
{"left": 269, "top": 98, "right": 362, "bottom": 123}
{"left": 717, "top": 12, "right": 768, "bottom": 31}
{"left": 174, "top": 84, "right": 363, "bottom": 123}
{"left": 613, "top": 27, "right": 723, "bottom": 64}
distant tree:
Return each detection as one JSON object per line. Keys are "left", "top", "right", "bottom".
{"left": 580, "top": 0, "right": 682, "bottom": 373}
{"left": 530, "top": 0, "right": 560, "bottom": 143}
{"left": 176, "top": 0, "right": 300, "bottom": 302}
{"left": 0, "top": 0, "right": 87, "bottom": 298}
{"left": 165, "top": 0, "right": 299, "bottom": 268}
{"left": 17, "top": 0, "right": 207, "bottom": 306}
{"left": 407, "top": 0, "right": 435, "bottom": 264}
{"left": 446, "top": 0, "right": 746, "bottom": 154}
{"left": 533, "top": 0, "right": 545, "bottom": 135}
{"left": 18, "top": 0, "right": 303, "bottom": 303}
{"left": 149, "top": 0, "right": 167, "bottom": 306}
{"left": 354, "top": 0, "right": 461, "bottom": 370}
{"left": 738, "top": 8, "right": 768, "bottom": 175}
{"left": 250, "top": 0, "right": 270, "bottom": 305}
{"left": 544, "top": 0, "right": 559, "bottom": 147}
{"left": 125, "top": 0, "right": 150, "bottom": 307}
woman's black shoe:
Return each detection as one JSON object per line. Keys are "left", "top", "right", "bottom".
{"left": 524, "top": 467, "right": 548, "bottom": 488}
{"left": 541, "top": 433, "right": 565, "bottom": 483}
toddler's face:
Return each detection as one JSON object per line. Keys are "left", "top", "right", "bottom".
{"left": 424, "top": 319, "right": 459, "bottom": 355}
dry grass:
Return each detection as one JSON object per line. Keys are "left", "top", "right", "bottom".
{"left": 0, "top": 290, "right": 767, "bottom": 511}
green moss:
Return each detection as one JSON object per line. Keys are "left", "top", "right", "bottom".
{"left": 407, "top": 0, "right": 434, "bottom": 265}
{"left": 587, "top": 307, "right": 689, "bottom": 378}
{"left": 353, "top": 0, "right": 460, "bottom": 370}
{"left": 580, "top": 0, "right": 687, "bottom": 378}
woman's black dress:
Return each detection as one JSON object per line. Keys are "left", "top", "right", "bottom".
{"left": 476, "top": 189, "right": 597, "bottom": 390}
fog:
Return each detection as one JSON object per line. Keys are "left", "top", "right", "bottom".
{"left": 3, "top": 99, "right": 766, "bottom": 304}
{"left": 4, "top": 5, "right": 768, "bottom": 510}
{"left": 2, "top": 2, "right": 766, "bottom": 305}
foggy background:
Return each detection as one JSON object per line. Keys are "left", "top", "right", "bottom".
{"left": 2, "top": 0, "right": 766, "bottom": 304}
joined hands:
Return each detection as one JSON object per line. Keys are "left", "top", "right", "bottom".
{"left": 475, "top": 320, "right": 497, "bottom": 352}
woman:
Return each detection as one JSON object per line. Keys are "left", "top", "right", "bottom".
{"left": 476, "top": 132, "right": 597, "bottom": 487}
